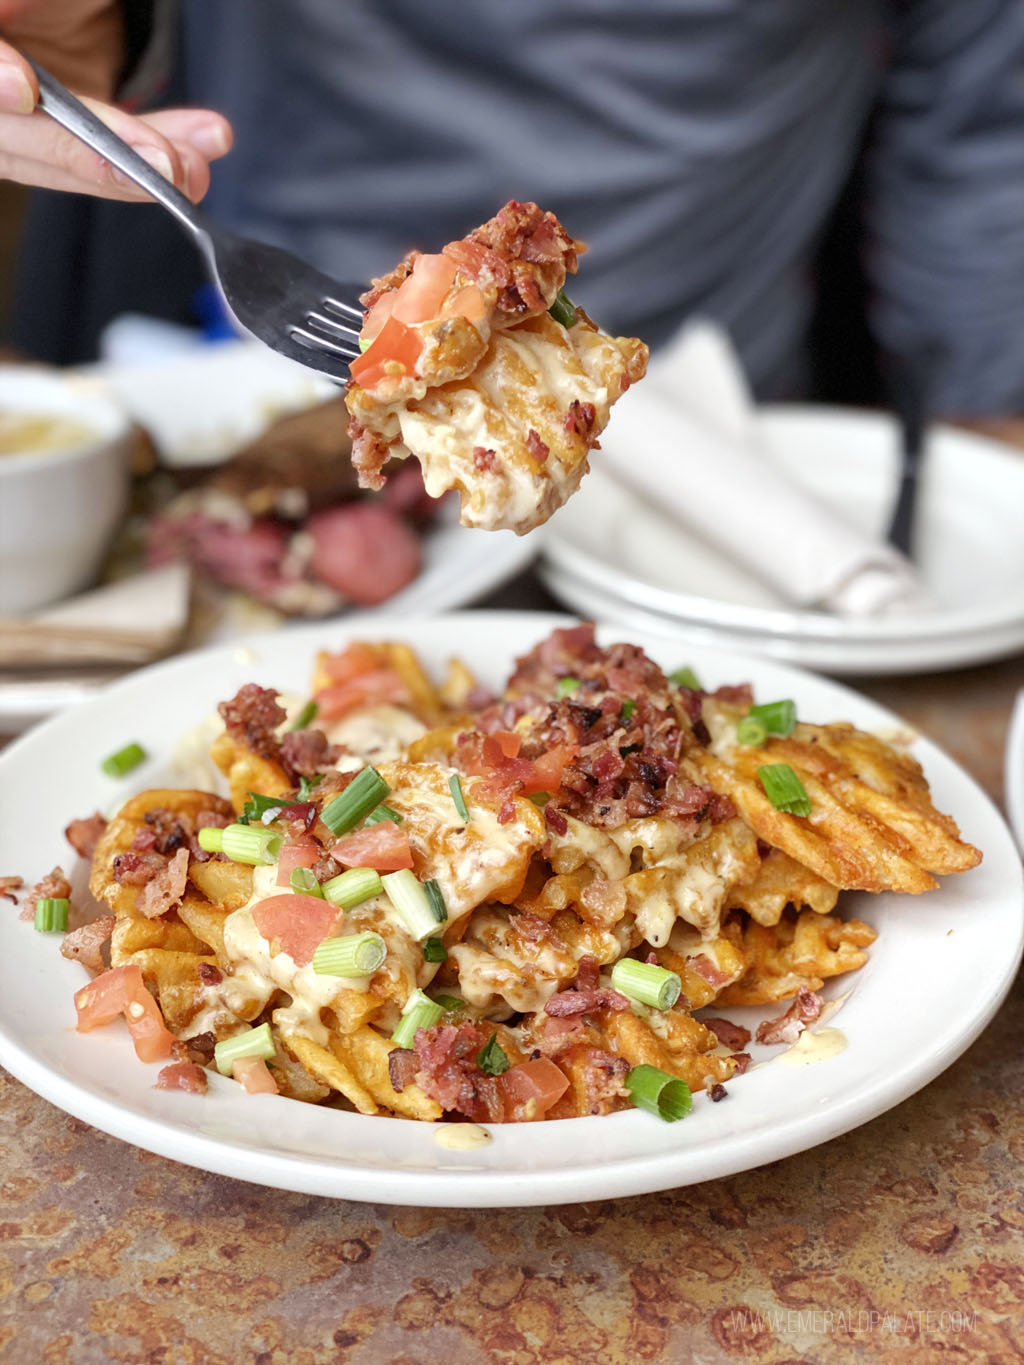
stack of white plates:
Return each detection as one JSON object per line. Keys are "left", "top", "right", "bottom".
{"left": 540, "top": 406, "right": 1024, "bottom": 675}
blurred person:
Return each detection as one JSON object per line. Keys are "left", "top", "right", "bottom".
{"left": 2, "top": 0, "right": 1023, "bottom": 433}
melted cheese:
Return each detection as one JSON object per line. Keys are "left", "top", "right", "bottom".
{"left": 324, "top": 704, "right": 428, "bottom": 769}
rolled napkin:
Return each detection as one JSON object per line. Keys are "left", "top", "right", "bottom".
{"left": 598, "top": 321, "right": 933, "bottom": 616}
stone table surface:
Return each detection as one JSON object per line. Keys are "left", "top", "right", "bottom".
{"left": 1, "top": 575, "right": 1022, "bottom": 1364}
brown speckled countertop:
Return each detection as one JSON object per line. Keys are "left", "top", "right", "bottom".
{"left": 2, "top": 584, "right": 1022, "bottom": 1365}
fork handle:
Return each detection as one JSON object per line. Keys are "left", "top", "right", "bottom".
{"left": 28, "top": 59, "right": 206, "bottom": 237}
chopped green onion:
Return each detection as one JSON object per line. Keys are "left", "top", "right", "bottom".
{"left": 101, "top": 742, "right": 146, "bottom": 778}
{"left": 432, "top": 993, "right": 465, "bottom": 1013}
{"left": 423, "top": 936, "right": 448, "bottom": 963}
{"left": 424, "top": 878, "right": 448, "bottom": 924}
{"left": 197, "top": 823, "right": 282, "bottom": 864}
{"left": 625, "top": 1065, "right": 693, "bottom": 1121}
{"left": 668, "top": 667, "right": 701, "bottom": 690}
{"left": 620, "top": 700, "right": 636, "bottom": 722}
{"left": 391, "top": 988, "right": 445, "bottom": 1049}
{"left": 322, "top": 866, "right": 383, "bottom": 910}
{"left": 321, "top": 766, "right": 390, "bottom": 835}
{"left": 365, "top": 803, "right": 403, "bottom": 826}
{"left": 214, "top": 1022, "right": 276, "bottom": 1077}
{"left": 290, "top": 700, "right": 319, "bottom": 731}
{"left": 296, "top": 773, "right": 323, "bottom": 801}
{"left": 476, "top": 1034, "right": 510, "bottom": 1076}
{"left": 749, "top": 699, "right": 797, "bottom": 737}
{"left": 555, "top": 676, "right": 580, "bottom": 698}
{"left": 358, "top": 334, "right": 371, "bottom": 352}
{"left": 611, "top": 958, "right": 682, "bottom": 1011}
{"left": 289, "top": 867, "right": 323, "bottom": 897}
{"left": 449, "top": 773, "right": 469, "bottom": 822}
{"left": 313, "top": 931, "right": 387, "bottom": 977}
{"left": 34, "top": 897, "right": 69, "bottom": 933}
{"left": 382, "top": 869, "right": 443, "bottom": 941}
{"left": 238, "top": 792, "right": 287, "bottom": 826}
{"left": 529, "top": 792, "right": 551, "bottom": 808}
{"left": 758, "top": 763, "right": 812, "bottom": 817}
{"left": 548, "top": 288, "right": 576, "bottom": 328}
{"left": 736, "top": 716, "right": 768, "bottom": 748}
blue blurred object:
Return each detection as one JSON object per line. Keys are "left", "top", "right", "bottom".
{"left": 193, "top": 282, "right": 240, "bottom": 342}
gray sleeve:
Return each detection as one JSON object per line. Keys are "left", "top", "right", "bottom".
{"left": 866, "top": 0, "right": 1024, "bottom": 415}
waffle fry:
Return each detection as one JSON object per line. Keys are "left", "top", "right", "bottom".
{"left": 715, "top": 909, "right": 877, "bottom": 1006}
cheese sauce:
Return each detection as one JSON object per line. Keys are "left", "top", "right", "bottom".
{"left": 777, "top": 1027, "right": 848, "bottom": 1066}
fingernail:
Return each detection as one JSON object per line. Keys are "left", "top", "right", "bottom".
{"left": 0, "top": 63, "right": 35, "bottom": 115}
{"left": 187, "top": 120, "right": 230, "bottom": 158}
{"left": 132, "top": 145, "right": 176, "bottom": 183}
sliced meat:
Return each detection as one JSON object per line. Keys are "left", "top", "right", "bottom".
{"left": 305, "top": 502, "right": 421, "bottom": 606}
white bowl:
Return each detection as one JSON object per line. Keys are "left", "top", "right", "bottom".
{"left": 0, "top": 368, "right": 132, "bottom": 614}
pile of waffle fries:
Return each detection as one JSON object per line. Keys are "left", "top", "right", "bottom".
{"left": 66, "top": 626, "right": 980, "bottom": 1124}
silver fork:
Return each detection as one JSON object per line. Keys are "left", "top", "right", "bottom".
{"left": 29, "top": 60, "right": 363, "bottom": 381}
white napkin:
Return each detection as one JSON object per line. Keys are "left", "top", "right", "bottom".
{"left": 599, "top": 321, "right": 932, "bottom": 616}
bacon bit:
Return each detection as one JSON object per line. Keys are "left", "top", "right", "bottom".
{"left": 184, "top": 1032, "right": 217, "bottom": 1066}
{"left": 544, "top": 805, "right": 568, "bottom": 836}
{"left": 577, "top": 1046, "right": 631, "bottom": 1115}
{"left": 712, "top": 683, "right": 754, "bottom": 707}
{"left": 574, "top": 956, "right": 600, "bottom": 991}
{"left": 731, "top": 1052, "right": 752, "bottom": 1074}
{"left": 564, "top": 400, "right": 597, "bottom": 440}
{"left": 218, "top": 683, "right": 286, "bottom": 760}
{"left": 544, "top": 987, "right": 630, "bottom": 1018}
{"left": 497, "top": 798, "right": 516, "bottom": 825}
{"left": 112, "top": 849, "right": 166, "bottom": 887}
{"left": 703, "top": 1017, "right": 752, "bottom": 1051}
{"left": 645, "top": 951, "right": 659, "bottom": 966}
{"left": 689, "top": 954, "right": 731, "bottom": 990}
{"left": 412, "top": 1022, "right": 505, "bottom": 1123}
{"left": 22, "top": 866, "right": 72, "bottom": 922}
{"left": 279, "top": 728, "right": 338, "bottom": 780}
{"left": 388, "top": 1047, "right": 419, "bottom": 1093}
{"left": 526, "top": 429, "right": 549, "bottom": 464}
{"left": 136, "top": 847, "right": 190, "bottom": 920}
{"left": 755, "top": 987, "right": 823, "bottom": 1046}
{"left": 155, "top": 1062, "right": 208, "bottom": 1094}
{"left": 197, "top": 963, "right": 223, "bottom": 986}
{"left": 709, "top": 1083, "right": 728, "bottom": 1102}
{"left": 64, "top": 812, "right": 108, "bottom": 860}
{"left": 0, "top": 876, "right": 23, "bottom": 904}
{"left": 60, "top": 915, "right": 116, "bottom": 973}
{"left": 473, "top": 446, "right": 500, "bottom": 472}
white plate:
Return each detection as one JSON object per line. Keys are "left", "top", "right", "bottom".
{"left": 543, "top": 407, "right": 1024, "bottom": 671}
{"left": 540, "top": 562, "right": 1024, "bottom": 678}
{"left": 1006, "top": 691, "right": 1024, "bottom": 855}
{"left": 0, "top": 612, "right": 1019, "bottom": 1207}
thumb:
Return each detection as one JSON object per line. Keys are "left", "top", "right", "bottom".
{"left": 0, "top": 39, "right": 37, "bottom": 114}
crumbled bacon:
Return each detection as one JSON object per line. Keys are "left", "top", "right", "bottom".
{"left": 279, "top": 728, "right": 338, "bottom": 780}
{"left": 544, "top": 987, "right": 630, "bottom": 1018}
{"left": 64, "top": 812, "right": 108, "bottom": 860}
{"left": 709, "top": 1083, "right": 728, "bottom": 1102}
{"left": 218, "top": 683, "right": 286, "bottom": 761}
{"left": 142, "top": 807, "right": 190, "bottom": 855}
{"left": 136, "top": 847, "right": 190, "bottom": 919}
{"left": 703, "top": 1017, "right": 752, "bottom": 1051}
{"left": 60, "top": 915, "right": 115, "bottom": 973}
{"left": 526, "top": 429, "right": 549, "bottom": 464}
{"left": 730, "top": 1052, "right": 752, "bottom": 1074}
{"left": 197, "top": 962, "right": 223, "bottom": 985}
{"left": 755, "top": 987, "right": 823, "bottom": 1046}
{"left": 112, "top": 850, "right": 166, "bottom": 886}
{"left": 577, "top": 1046, "right": 631, "bottom": 1115}
{"left": 182, "top": 1032, "right": 217, "bottom": 1066}
{"left": 411, "top": 1022, "right": 505, "bottom": 1123}
{"left": 689, "top": 954, "right": 731, "bottom": 989}
{"left": 0, "top": 876, "right": 23, "bottom": 904}
{"left": 388, "top": 1047, "right": 420, "bottom": 1093}
{"left": 564, "top": 400, "right": 597, "bottom": 440}
{"left": 544, "top": 804, "right": 568, "bottom": 836}
{"left": 21, "top": 866, "right": 72, "bottom": 922}
{"left": 473, "top": 446, "right": 500, "bottom": 472}
{"left": 155, "top": 1062, "right": 208, "bottom": 1094}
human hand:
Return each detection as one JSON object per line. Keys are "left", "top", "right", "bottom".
{"left": 0, "top": 4, "right": 232, "bottom": 202}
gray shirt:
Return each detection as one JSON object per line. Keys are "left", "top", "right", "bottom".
{"left": 180, "top": 0, "right": 1024, "bottom": 410}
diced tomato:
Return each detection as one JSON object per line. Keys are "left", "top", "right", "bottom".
{"left": 360, "top": 289, "right": 397, "bottom": 345}
{"left": 276, "top": 836, "right": 322, "bottom": 887}
{"left": 392, "top": 253, "right": 458, "bottom": 324}
{"left": 350, "top": 314, "right": 423, "bottom": 391}
{"left": 74, "top": 963, "right": 175, "bottom": 1063}
{"left": 520, "top": 743, "right": 579, "bottom": 796}
{"left": 332, "top": 822, "right": 413, "bottom": 871}
{"left": 251, "top": 894, "right": 340, "bottom": 967}
{"left": 319, "top": 642, "right": 385, "bottom": 685}
{"left": 232, "top": 1055, "right": 279, "bottom": 1095}
{"left": 498, "top": 1057, "right": 569, "bottom": 1120}
{"left": 315, "top": 668, "right": 410, "bottom": 721}
{"left": 490, "top": 731, "right": 522, "bottom": 760}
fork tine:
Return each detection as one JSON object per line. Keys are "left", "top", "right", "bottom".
{"left": 304, "top": 310, "right": 362, "bottom": 344}
{"left": 322, "top": 295, "right": 365, "bottom": 323}
{"left": 288, "top": 324, "right": 359, "bottom": 362}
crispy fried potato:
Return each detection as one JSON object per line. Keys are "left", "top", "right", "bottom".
{"left": 110, "top": 915, "right": 209, "bottom": 961}
{"left": 658, "top": 919, "right": 750, "bottom": 1009}
{"left": 726, "top": 846, "right": 840, "bottom": 926}
{"left": 187, "top": 859, "right": 253, "bottom": 916}
{"left": 123, "top": 947, "right": 217, "bottom": 1033}
{"left": 329, "top": 1027, "right": 442, "bottom": 1121}
{"left": 210, "top": 733, "right": 291, "bottom": 815}
{"left": 715, "top": 909, "right": 877, "bottom": 1006}
{"left": 691, "top": 721, "right": 981, "bottom": 893}
{"left": 600, "top": 1009, "right": 735, "bottom": 1093}
{"left": 283, "top": 1033, "right": 381, "bottom": 1115}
